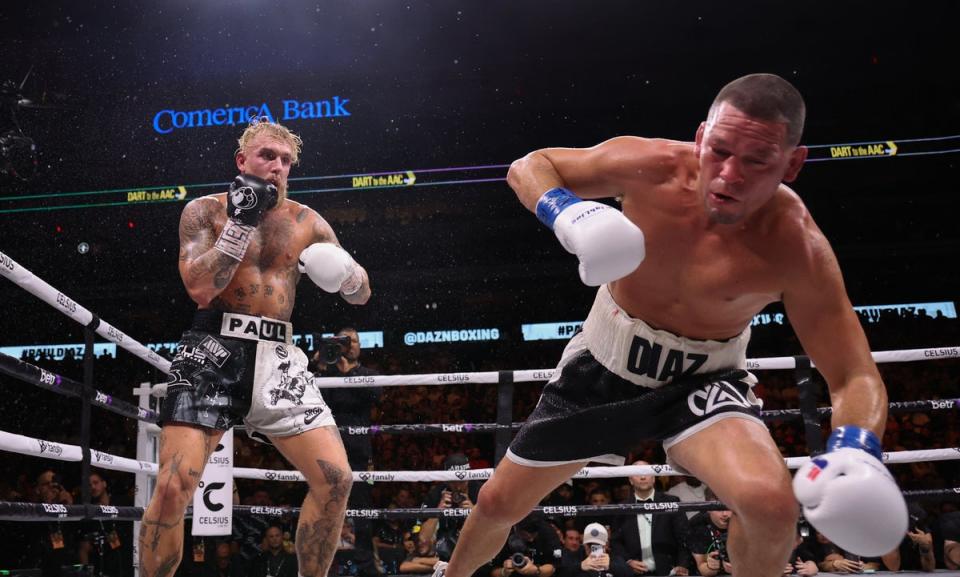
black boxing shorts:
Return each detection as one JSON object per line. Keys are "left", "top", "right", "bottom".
{"left": 506, "top": 285, "right": 764, "bottom": 469}
{"left": 160, "top": 310, "right": 334, "bottom": 442}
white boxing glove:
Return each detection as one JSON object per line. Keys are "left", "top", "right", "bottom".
{"left": 298, "top": 243, "right": 363, "bottom": 295}
{"left": 535, "top": 187, "right": 645, "bottom": 286}
{"left": 793, "top": 426, "right": 907, "bottom": 556}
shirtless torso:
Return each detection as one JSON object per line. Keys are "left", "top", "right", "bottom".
{"left": 178, "top": 193, "right": 336, "bottom": 320}
{"left": 611, "top": 139, "right": 805, "bottom": 340}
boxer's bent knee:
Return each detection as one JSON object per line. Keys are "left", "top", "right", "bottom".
{"left": 305, "top": 463, "right": 353, "bottom": 502}
{"left": 150, "top": 463, "right": 202, "bottom": 513}
{"left": 730, "top": 480, "right": 798, "bottom": 529}
{"left": 474, "top": 482, "right": 533, "bottom": 525}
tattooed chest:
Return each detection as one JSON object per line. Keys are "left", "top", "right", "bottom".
{"left": 248, "top": 219, "right": 297, "bottom": 270}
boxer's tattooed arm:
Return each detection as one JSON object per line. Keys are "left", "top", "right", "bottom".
{"left": 179, "top": 199, "right": 241, "bottom": 300}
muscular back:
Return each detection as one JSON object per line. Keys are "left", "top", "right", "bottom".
{"left": 178, "top": 195, "right": 335, "bottom": 320}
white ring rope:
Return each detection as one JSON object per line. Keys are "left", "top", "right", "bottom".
{"left": 2, "top": 427, "right": 954, "bottom": 482}
{"left": 308, "top": 345, "right": 960, "bottom": 389}
{"left": 0, "top": 430, "right": 158, "bottom": 474}
{"left": 0, "top": 249, "right": 171, "bottom": 373}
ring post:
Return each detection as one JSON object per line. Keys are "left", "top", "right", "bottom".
{"left": 494, "top": 371, "right": 515, "bottom": 464}
{"left": 794, "top": 355, "right": 824, "bottom": 455}
{"left": 80, "top": 323, "right": 95, "bottom": 512}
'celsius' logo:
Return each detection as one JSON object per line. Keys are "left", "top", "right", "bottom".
{"left": 200, "top": 481, "right": 226, "bottom": 512}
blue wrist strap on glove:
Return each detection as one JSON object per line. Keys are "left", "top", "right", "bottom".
{"left": 536, "top": 187, "right": 582, "bottom": 229}
{"left": 827, "top": 426, "right": 883, "bottom": 460}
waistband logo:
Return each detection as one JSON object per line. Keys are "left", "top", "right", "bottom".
{"left": 222, "top": 315, "right": 289, "bottom": 343}
{"left": 687, "top": 381, "right": 754, "bottom": 417}
{"left": 626, "top": 336, "right": 708, "bottom": 382}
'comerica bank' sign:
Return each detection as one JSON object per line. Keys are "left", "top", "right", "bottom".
{"left": 152, "top": 96, "right": 350, "bottom": 134}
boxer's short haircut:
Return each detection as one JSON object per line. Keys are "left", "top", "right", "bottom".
{"left": 709, "top": 73, "right": 806, "bottom": 146}
{"left": 236, "top": 117, "right": 303, "bottom": 165}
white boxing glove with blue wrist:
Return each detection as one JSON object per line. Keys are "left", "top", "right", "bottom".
{"left": 535, "top": 187, "right": 646, "bottom": 286}
{"left": 793, "top": 425, "right": 908, "bottom": 556}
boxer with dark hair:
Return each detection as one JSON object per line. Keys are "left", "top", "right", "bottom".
{"left": 434, "top": 73, "right": 905, "bottom": 577}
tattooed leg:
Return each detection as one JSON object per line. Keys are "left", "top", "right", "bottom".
{"left": 139, "top": 425, "right": 223, "bottom": 577}
{"left": 268, "top": 427, "right": 352, "bottom": 577}
{"left": 296, "top": 459, "right": 353, "bottom": 577}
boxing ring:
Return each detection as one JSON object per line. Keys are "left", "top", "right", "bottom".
{"left": 1, "top": 245, "right": 959, "bottom": 576}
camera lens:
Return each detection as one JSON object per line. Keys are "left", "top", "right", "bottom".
{"left": 511, "top": 553, "right": 527, "bottom": 569}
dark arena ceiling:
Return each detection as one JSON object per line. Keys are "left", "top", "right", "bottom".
{"left": 0, "top": 1, "right": 957, "bottom": 353}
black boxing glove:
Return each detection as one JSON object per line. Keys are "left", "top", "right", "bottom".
{"left": 226, "top": 174, "right": 278, "bottom": 226}
{"left": 215, "top": 174, "right": 279, "bottom": 261}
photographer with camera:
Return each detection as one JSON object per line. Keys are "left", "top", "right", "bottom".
{"left": 418, "top": 454, "right": 478, "bottom": 562}
{"left": 493, "top": 513, "right": 561, "bottom": 577}
{"left": 685, "top": 489, "right": 732, "bottom": 577}
{"left": 558, "top": 522, "right": 629, "bottom": 577}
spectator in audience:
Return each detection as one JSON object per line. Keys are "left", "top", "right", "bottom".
{"left": 562, "top": 529, "right": 583, "bottom": 553}
{"left": 20, "top": 469, "right": 80, "bottom": 576}
{"left": 944, "top": 511, "right": 960, "bottom": 570}
{"left": 585, "top": 488, "right": 616, "bottom": 531}
{"left": 418, "top": 453, "right": 476, "bottom": 561}
{"left": 492, "top": 512, "right": 562, "bottom": 577}
{"left": 374, "top": 504, "right": 412, "bottom": 574}
{"left": 558, "top": 521, "right": 629, "bottom": 577}
{"left": 611, "top": 461, "right": 689, "bottom": 576}
{"left": 78, "top": 472, "right": 131, "bottom": 577}
{"left": 814, "top": 531, "right": 881, "bottom": 574}
{"left": 685, "top": 488, "right": 732, "bottom": 577}
{"left": 203, "top": 540, "right": 248, "bottom": 577}
{"left": 782, "top": 526, "right": 818, "bottom": 576}
{"left": 251, "top": 525, "right": 297, "bottom": 577}
{"left": 664, "top": 476, "right": 706, "bottom": 521}
{"left": 401, "top": 535, "right": 441, "bottom": 574}
{"left": 880, "top": 503, "right": 935, "bottom": 571}
{"left": 233, "top": 489, "right": 273, "bottom": 561}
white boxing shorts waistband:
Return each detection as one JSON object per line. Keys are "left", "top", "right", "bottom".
{"left": 582, "top": 284, "right": 753, "bottom": 389}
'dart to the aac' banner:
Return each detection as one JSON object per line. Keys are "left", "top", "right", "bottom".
{"left": 192, "top": 429, "right": 234, "bottom": 536}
